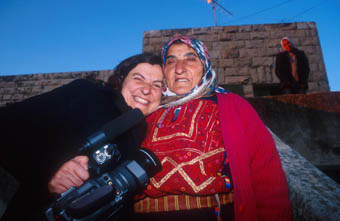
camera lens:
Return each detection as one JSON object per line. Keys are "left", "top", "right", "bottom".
{"left": 136, "top": 148, "right": 162, "bottom": 178}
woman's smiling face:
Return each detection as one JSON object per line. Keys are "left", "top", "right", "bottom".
{"left": 121, "top": 63, "right": 163, "bottom": 116}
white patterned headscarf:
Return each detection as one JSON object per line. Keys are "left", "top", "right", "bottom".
{"left": 160, "top": 35, "right": 223, "bottom": 108}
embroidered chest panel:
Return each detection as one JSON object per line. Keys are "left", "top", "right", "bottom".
{"left": 142, "top": 99, "right": 231, "bottom": 197}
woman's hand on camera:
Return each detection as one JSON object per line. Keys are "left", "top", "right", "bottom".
{"left": 48, "top": 155, "right": 90, "bottom": 194}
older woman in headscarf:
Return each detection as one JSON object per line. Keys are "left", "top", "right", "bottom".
{"left": 133, "top": 35, "right": 292, "bottom": 221}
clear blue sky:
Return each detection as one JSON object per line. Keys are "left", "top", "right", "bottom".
{"left": 1, "top": 0, "right": 339, "bottom": 91}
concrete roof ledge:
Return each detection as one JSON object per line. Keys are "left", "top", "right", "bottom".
{"left": 270, "top": 129, "right": 340, "bottom": 220}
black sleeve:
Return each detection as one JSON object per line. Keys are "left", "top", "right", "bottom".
{"left": 275, "top": 54, "right": 283, "bottom": 80}
{"left": 299, "top": 50, "right": 310, "bottom": 85}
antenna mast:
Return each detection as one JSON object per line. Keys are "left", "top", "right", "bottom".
{"left": 207, "top": 0, "right": 233, "bottom": 26}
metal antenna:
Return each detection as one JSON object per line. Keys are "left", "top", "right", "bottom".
{"left": 207, "top": 0, "right": 233, "bottom": 26}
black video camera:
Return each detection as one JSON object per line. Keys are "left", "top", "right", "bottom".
{"left": 45, "top": 148, "right": 161, "bottom": 220}
{"left": 45, "top": 109, "right": 162, "bottom": 220}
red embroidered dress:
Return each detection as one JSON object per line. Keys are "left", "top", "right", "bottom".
{"left": 140, "top": 97, "right": 232, "bottom": 198}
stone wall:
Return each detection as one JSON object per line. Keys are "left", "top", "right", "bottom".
{"left": 0, "top": 22, "right": 330, "bottom": 106}
{"left": 0, "top": 70, "right": 113, "bottom": 107}
{"left": 142, "top": 22, "right": 330, "bottom": 97}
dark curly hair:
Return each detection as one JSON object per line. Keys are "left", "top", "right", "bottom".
{"left": 106, "top": 52, "right": 162, "bottom": 92}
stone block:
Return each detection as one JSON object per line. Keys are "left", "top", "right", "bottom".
{"left": 192, "top": 28, "right": 210, "bottom": 35}
{"left": 224, "top": 76, "right": 250, "bottom": 84}
{"left": 223, "top": 67, "right": 239, "bottom": 76}
{"left": 291, "top": 29, "right": 307, "bottom": 37}
{"left": 234, "top": 58, "right": 251, "bottom": 67}
{"left": 209, "top": 50, "right": 220, "bottom": 59}
{"left": 308, "top": 82, "right": 329, "bottom": 93}
{"left": 272, "top": 71, "right": 280, "bottom": 83}
{"left": 218, "top": 32, "right": 234, "bottom": 41}
{"left": 265, "top": 22, "right": 297, "bottom": 31}
{"left": 149, "top": 37, "right": 162, "bottom": 44}
{"left": 239, "top": 48, "right": 258, "bottom": 58}
{"left": 249, "top": 68, "right": 258, "bottom": 84}
{"left": 302, "top": 46, "right": 321, "bottom": 56}
{"left": 238, "top": 67, "right": 250, "bottom": 76}
{"left": 210, "top": 26, "right": 224, "bottom": 33}
{"left": 308, "top": 54, "right": 320, "bottom": 64}
{"left": 243, "top": 85, "right": 254, "bottom": 97}
{"left": 251, "top": 24, "right": 265, "bottom": 32}
{"left": 255, "top": 65, "right": 274, "bottom": 83}
{"left": 238, "top": 25, "right": 252, "bottom": 32}
{"left": 2, "top": 94, "right": 11, "bottom": 100}
{"left": 219, "top": 58, "right": 234, "bottom": 67}
{"left": 235, "top": 32, "right": 250, "bottom": 40}
{"left": 263, "top": 48, "right": 280, "bottom": 57}
{"left": 318, "top": 62, "right": 326, "bottom": 73}
{"left": 161, "top": 36, "right": 172, "bottom": 44}
{"left": 0, "top": 82, "right": 16, "bottom": 88}
{"left": 212, "top": 41, "right": 226, "bottom": 50}
{"left": 264, "top": 39, "right": 281, "bottom": 48}
{"left": 196, "top": 34, "right": 218, "bottom": 42}
{"left": 172, "top": 29, "right": 193, "bottom": 36}
{"left": 266, "top": 65, "right": 275, "bottom": 83}
{"left": 202, "top": 41, "right": 212, "bottom": 51}
{"left": 256, "top": 66, "right": 266, "bottom": 83}
{"left": 299, "top": 37, "right": 318, "bottom": 46}
{"left": 97, "top": 70, "right": 114, "bottom": 82}
{"left": 0, "top": 87, "right": 15, "bottom": 94}
{"left": 309, "top": 63, "right": 319, "bottom": 73}
{"left": 16, "top": 87, "right": 32, "bottom": 94}
{"left": 245, "top": 39, "right": 264, "bottom": 48}
{"left": 223, "top": 26, "right": 239, "bottom": 33}
{"left": 297, "top": 22, "right": 316, "bottom": 30}
{"left": 250, "top": 31, "right": 270, "bottom": 40}
{"left": 286, "top": 37, "right": 300, "bottom": 46}
{"left": 221, "top": 48, "right": 239, "bottom": 59}
{"left": 305, "top": 29, "right": 318, "bottom": 37}
{"left": 211, "top": 59, "right": 220, "bottom": 68}
{"left": 143, "top": 31, "right": 159, "bottom": 38}
{"left": 217, "top": 71, "right": 225, "bottom": 85}
{"left": 311, "top": 71, "right": 326, "bottom": 81}
{"left": 224, "top": 41, "right": 245, "bottom": 49}
{"left": 142, "top": 45, "right": 153, "bottom": 52}
{"left": 11, "top": 93, "right": 24, "bottom": 100}
{"left": 252, "top": 57, "right": 274, "bottom": 67}
{"left": 270, "top": 30, "right": 287, "bottom": 38}
{"left": 143, "top": 38, "right": 149, "bottom": 45}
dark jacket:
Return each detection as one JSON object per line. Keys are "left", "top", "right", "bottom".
{"left": 275, "top": 48, "right": 310, "bottom": 92}
{"left": 0, "top": 79, "right": 146, "bottom": 220}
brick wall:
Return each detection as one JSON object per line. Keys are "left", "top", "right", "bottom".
{"left": 142, "top": 22, "right": 330, "bottom": 97}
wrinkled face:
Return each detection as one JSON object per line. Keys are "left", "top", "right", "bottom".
{"left": 121, "top": 63, "right": 163, "bottom": 116}
{"left": 164, "top": 43, "right": 204, "bottom": 95}
{"left": 282, "top": 39, "right": 292, "bottom": 51}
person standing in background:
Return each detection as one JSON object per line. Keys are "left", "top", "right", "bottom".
{"left": 275, "top": 37, "right": 310, "bottom": 94}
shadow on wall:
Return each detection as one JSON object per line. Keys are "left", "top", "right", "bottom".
{"left": 271, "top": 131, "right": 340, "bottom": 220}
{"left": 247, "top": 92, "right": 340, "bottom": 183}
